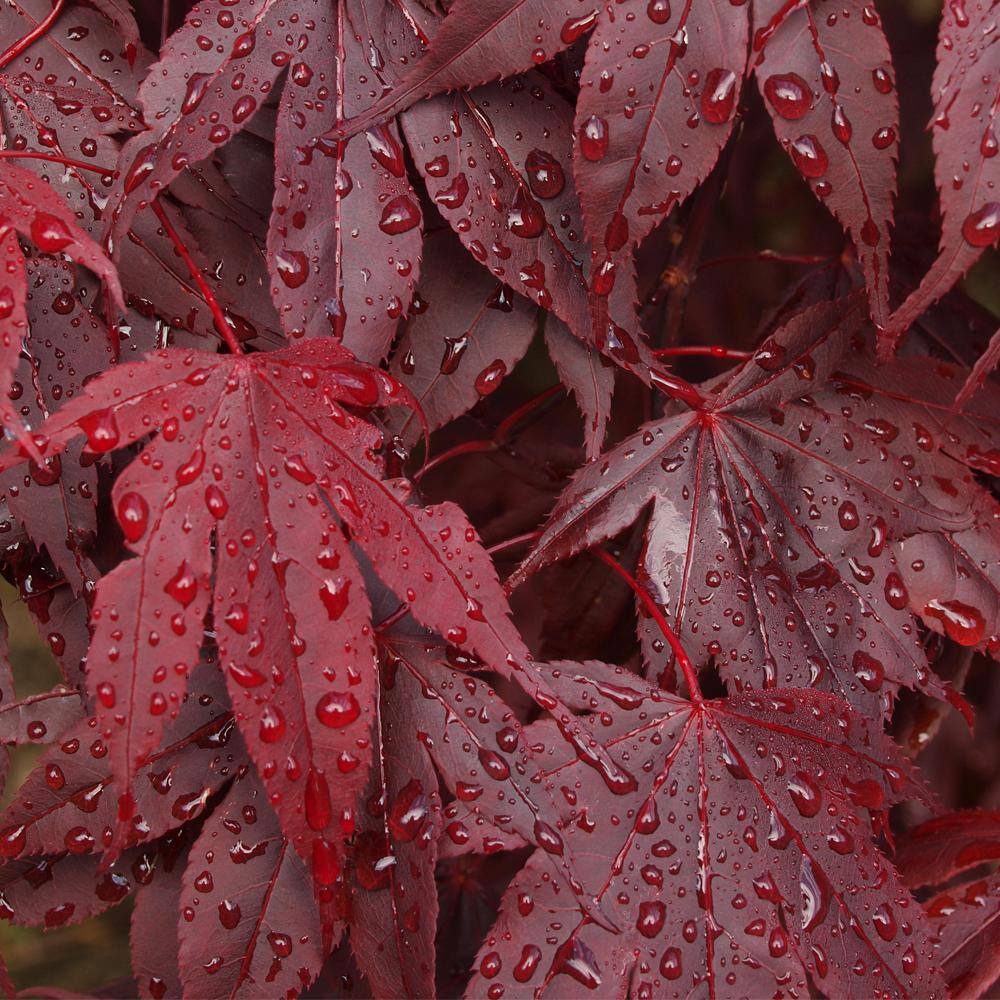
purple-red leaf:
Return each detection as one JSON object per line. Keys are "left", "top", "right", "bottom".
{"left": 388, "top": 230, "right": 536, "bottom": 444}
{"left": 267, "top": 0, "right": 424, "bottom": 360}
{"left": 178, "top": 769, "right": 326, "bottom": 999}
{"left": 471, "top": 673, "right": 941, "bottom": 998}
{"left": 883, "top": 0, "right": 999, "bottom": 348}
{"left": 512, "top": 297, "right": 976, "bottom": 713}
{"left": 754, "top": 0, "right": 898, "bottom": 329}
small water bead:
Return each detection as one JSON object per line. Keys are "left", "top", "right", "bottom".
{"left": 524, "top": 148, "right": 565, "bottom": 199}
{"left": 636, "top": 900, "right": 666, "bottom": 937}
{"left": 578, "top": 115, "right": 609, "bottom": 161}
{"left": 763, "top": 73, "right": 811, "bottom": 120}
{"left": 962, "top": 203, "right": 1000, "bottom": 247}
{"left": 788, "top": 772, "right": 822, "bottom": 816}
{"left": 701, "top": 68, "right": 738, "bottom": 123}
{"left": 30, "top": 213, "right": 74, "bottom": 253}
{"left": 181, "top": 73, "right": 212, "bottom": 115}
{"left": 924, "top": 599, "right": 986, "bottom": 646}
{"left": 366, "top": 124, "right": 406, "bottom": 177}
{"left": 872, "top": 126, "right": 896, "bottom": 149}
{"left": 305, "top": 768, "right": 332, "bottom": 830}
{"left": 164, "top": 561, "right": 198, "bottom": 607}
{"left": 560, "top": 9, "right": 597, "bottom": 44}
{"left": 474, "top": 360, "right": 507, "bottom": 395}
{"left": 883, "top": 572, "right": 908, "bottom": 610}
{"left": 258, "top": 705, "right": 286, "bottom": 743}
{"left": 378, "top": 196, "right": 421, "bottom": 235}
{"left": 434, "top": 173, "right": 469, "bottom": 209}
{"left": 831, "top": 105, "right": 853, "bottom": 144}
{"left": 789, "top": 135, "right": 829, "bottom": 178}
{"left": 80, "top": 408, "right": 120, "bottom": 452}
{"left": 274, "top": 249, "right": 310, "bottom": 289}
{"left": 315, "top": 690, "right": 360, "bottom": 728}
{"left": 512, "top": 944, "right": 542, "bottom": 983}
{"left": 424, "top": 154, "right": 449, "bottom": 177}
{"left": 507, "top": 188, "right": 546, "bottom": 238}
{"left": 647, "top": 0, "right": 671, "bottom": 23}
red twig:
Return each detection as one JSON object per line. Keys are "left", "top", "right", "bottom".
{"left": 0, "top": 150, "right": 114, "bottom": 176}
{"left": 488, "top": 530, "right": 542, "bottom": 560}
{"left": 416, "top": 384, "right": 565, "bottom": 481}
{"left": 151, "top": 201, "right": 243, "bottom": 355}
{"left": 0, "top": 0, "right": 66, "bottom": 71}
{"left": 415, "top": 439, "right": 496, "bottom": 480}
{"left": 590, "top": 548, "right": 703, "bottom": 703}
{"left": 654, "top": 345, "right": 752, "bottom": 361}
{"left": 495, "top": 384, "right": 564, "bottom": 443}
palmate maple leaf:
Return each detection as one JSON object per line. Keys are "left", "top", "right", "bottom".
{"left": 0, "top": 163, "right": 124, "bottom": 448}
{"left": 104, "top": 0, "right": 425, "bottom": 361}
{"left": 0, "top": 338, "right": 633, "bottom": 889}
{"left": 883, "top": 0, "right": 999, "bottom": 347}
{"left": 469, "top": 660, "right": 943, "bottom": 999}
{"left": 509, "top": 295, "right": 989, "bottom": 715}
{"left": 898, "top": 810, "right": 1000, "bottom": 999}
{"left": 330, "top": 0, "right": 900, "bottom": 326}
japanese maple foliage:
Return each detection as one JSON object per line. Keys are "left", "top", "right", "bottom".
{"left": 0, "top": 0, "right": 997, "bottom": 997}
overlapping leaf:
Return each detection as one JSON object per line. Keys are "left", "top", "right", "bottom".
{"left": 0, "top": 339, "right": 629, "bottom": 888}
{"left": 0, "top": 163, "right": 124, "bottom": 444}
{"left": 330, "top": 0, "right": 900, "bottom": 324}
{"left": 900, "top": 811, "right": 1000, "bottom": 998}
{"left": 512, "top": 296, "right": 981, "bottom": 713}
{"left": 471, "top": 662, "right": 941, "bottom": 998}
{"left": 884, "top": 0, "right": 999, "bottom": 347}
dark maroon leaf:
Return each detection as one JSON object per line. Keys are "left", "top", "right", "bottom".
{"left": 513, "top": 296, "right": 977, "bottom": 712}
{"left": 754, "top": 0, "right": 898, "bottom": 329}
{"left": 898, "top": 810, "right": 1000, "bottom": 889}
{"left": 471, "top": 666, "right": 941, "bottom": 998}
{"left": 267, "top": 0, "right": 423, "bottom": 360}
{"left": 388, "top": 230, "right": 537, "bottom": 444}
{"left": 178, "top": 769, "right": 326, "bottom": 999}
{"left": 572, "top": 0, "right": 746, "bottom": 266}
{"left": 884, "top": 0, "right": 999, "bottom": 348}
{"left": 0, "top": 658, "right": 241, "bottom": 861}
{"left": 329, "top": 0, "right": 589, "bottom": 137}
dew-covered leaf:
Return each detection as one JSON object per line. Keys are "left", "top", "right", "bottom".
{"left": 512, "top": 296, "right": 978, "bottom": 714}
{"left": 267, "top": 0, "right": 423, "bottom": 360}
{"left": 0, "top": 339, "right": 623, "bottom": 885}
{"left": 471, "top": 673, "right": 941, "bottom": 998}
{"left": 883, "top": 0, "right": 999, "bottom": 348}
{"left": 178, "top": 768, "right": 326, "bottom": 999}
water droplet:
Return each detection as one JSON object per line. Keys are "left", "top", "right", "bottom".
{"left": 701, "top": 68, "right": 738, "bottom": 124}
{"left": 181, "top": 72, "right": 212, "bottom": 115}
{"left": 316, "top": 691, "right": 360, "bottom": 728}
{"left": 507, "top": 187, "right": 546, "bottom": 238}
{"left": 305, "top": 768, "right": 332, "bottom": 830}
{"left": 474, "top": 360, "right": 506, "bottom": 395}
{"left": 763, "top": 73, "right": 812, "bottom": 119}
{"left": 789, "top": 135, "right": 829, "bottom": 178}
{"left": 788, "top": 771, "right": 822, "bottom": 817}
{"left": 962, "top": 203, "right": 1000, "bottom": 247}
{"left": 117, "top": 491, "right": 149, "bottom": 542}
{"left": 578, "top": 116, "right": 609, "bottom": 161}
{"left": 319, "top": 577, "right": 351, "bottom": 620}
{"left": 525, "top": 149, "right": 565, "bottom": 199}
{"left": 924, "top": 599, "right": 985, "bottom": 646}
{"left": 274, "top": 249, "right": 309, "bottom": 289}
{"left": 379, "top": 196, "right": 421, "bottom": 235}
{"left": 647, "top": 0, "right": 671, "bottom": 23}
